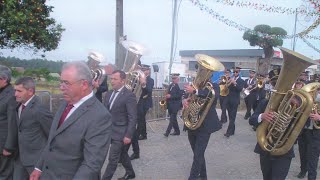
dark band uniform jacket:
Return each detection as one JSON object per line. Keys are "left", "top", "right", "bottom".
{"left": 35, "top": 95, "right": 112, "bottom": 180}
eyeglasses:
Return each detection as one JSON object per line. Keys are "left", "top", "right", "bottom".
{"left": 59, "top": 79, "right": 83, "bottom": 87}
{"left": 234, "top": 71, "right": 239, "bottom": 73}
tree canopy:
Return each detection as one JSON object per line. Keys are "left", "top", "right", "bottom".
{"left": 0, "top": 0, "right": 64, "bottom": 52}
{"left": 243, "top": 24, "right": 287, "bottom": 74}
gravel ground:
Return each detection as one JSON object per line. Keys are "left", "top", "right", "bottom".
{"left": 101, "top": 109, "right": 319, "bottom": 180}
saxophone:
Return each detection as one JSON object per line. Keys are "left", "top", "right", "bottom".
{"left": 219, "top": 75, "right": 229, "bottom": 96}
{"left": 182, "top": 54, "right": 225, "bottom": 130}
{"left": 256, "top": 47, "right": 317, "bottom": 156}
{"left": 121, "top": 40, "right": 146, "bottom": 102}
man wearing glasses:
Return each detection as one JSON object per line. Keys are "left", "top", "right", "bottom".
{"left": 30, "top": 61, "right": 112, "bottom": 180}
{"left": 224, "top": 67, "right": 245, "bottom": 138}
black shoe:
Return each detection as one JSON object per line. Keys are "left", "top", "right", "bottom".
{"left": 130, "top": 153, "right": 140, "bottom": 160}
{"left": 163, "top": 133, "right": 169, "bottom": 137}
{"left": 244, "top": 114, "right": 251, "bottom": 120}
{"left": 138, "top": 135, "right": 147, "bottom": 140}
{"left": 220, "top": 120, "right": 227, "bottom": 124}
{"left": 252, "top": 126, "right": 257, "bottom": 131}
{"left": 170, "top": 132, "right": 180, "bottom": 136}
{"left": 118, "top": 173, "right": 135, "bottom": 180}
{"left": 297, "top": 171, "right": 306, "bottom": 179}
{"left": 224, "top": 133, "right": 230, "bottom": 138}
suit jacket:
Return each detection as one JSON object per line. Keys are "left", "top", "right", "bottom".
{"left": 15, "top": 96, "right": 53, "bottom": 166}
{"left": 186, "top": 82, "right": 222, "bottom": 134}
{"left": 95, "top": 75, "right": 108, "bottom": 102}
{"left": 138, "top": 76, "right": 154, "bottom": 109}
{"left": 104, "top": 87, "right": 137, "bottom": 141}
{"left": 228, "top": 77, "right": 245, "bottom": 104}
{"left": 249, "top": 99, "right": 295, "bottom": 158}
{"left": 0, "top": 85, "right": 18, "bottom": 153}
{"left": 36, "top": 96, "right": 112, "bottom": 180}
{"left": 167, "top": 83, "right": 183, "bottom": 113}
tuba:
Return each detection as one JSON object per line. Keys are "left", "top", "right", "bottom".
{"left": 121, "top": 40, "right": 146, "bottom": 102}
{"left": 219, "top": 75, "right": 229, "bottom": 96}
{"left": 182, "top": 54, "right": 225, "bottom": 130}
{"left": 91, "top": 68, "right": 106, "bottom": 85}
{"left": 256, "top": 47, "right": 317, "bottom": 156}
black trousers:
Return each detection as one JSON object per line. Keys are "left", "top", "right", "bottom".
{"left": 187, "top": 130, "right": 211, "bottom": 180}
{"left": 244, "top": 93, "right": 256, "bottom": 116}
{"left": 128, "top": 128, "right": 139, "bottom": 155}
{"left": 226, "top": 100, "right": 239, "bottom": 135}
{"left": 102, "top": 140, "right": 135, "bottom": 180}
{"left": 165, "top": 109, "right": 180, "bottom": 134}
{"left": 259, "top": 154, "right": 292, "bottom": 180}
{"left": 219, "top": 96, "right": 228, "bottom": 122}
{"left": 137, "top": 103, "right": 149, "bottom": 137}
{"left": 297, "top": 129, "right": 312, "bottom": 174}
{"left": 307, "top": 129, "right": 320, "bottom": 180}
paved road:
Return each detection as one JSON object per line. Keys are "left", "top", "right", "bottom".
{"left": 102, "top": 110, "right": 318, "bottom": 180}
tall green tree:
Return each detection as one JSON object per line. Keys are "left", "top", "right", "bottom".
{"left": 0, "top": 0, "right": 64, "bottom": 52}
{"left": 243, "top": 24, "right": 287, "bottom": 75}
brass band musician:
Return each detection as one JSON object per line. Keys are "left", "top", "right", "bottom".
{"left": 244, "top": 69, "right": 257, "bottom": 120}
{"left": 219, "top": 69, "right": 231, "bottom": 124}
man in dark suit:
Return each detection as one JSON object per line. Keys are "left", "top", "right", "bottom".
{"left": 137, "top": 64, "right": 154, "bottom": 140}
{"left": 225, "top": 67, "right": 245, "bottom": 137}
{"left": 249, "top": 72, "right": 295, "bottom": 180}
{"left": 244, "top": 69, "right": 257, "bottom": 120}
{"left": 12, "top": 77, "right": 53, "bottom": 180}
{"left": 219, "top": 69, "right": 231, "bottom": 123}
{"left": 184, "top": 79, "right": 222, "bottom": 180}
{"left": 130, "top": 64, "right": 154, "bottom": 160}
{"left": 0, "top": 65, "right": 17, "bottom": 180}
{"left": 102, "top": 70, "right": 137, "bottom": 180}
{"left": 30, "top": 61, "right": 112, "bottom": 180}
{"left": 164, "top": 73, "right": 183, "bottom": 137}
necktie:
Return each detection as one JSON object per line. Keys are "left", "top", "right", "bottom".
{"left": 108, "top": 90, "right": 118, "bottom": 110}
{"left": 19, "top": 104, "right": 26, "bottom": 118}
{"left": 58, "top": 104, "right": 74, "bottom": 128}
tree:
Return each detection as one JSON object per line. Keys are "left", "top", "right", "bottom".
{"left": 0, "top": 0, "right": 64, "bottom": 52}
{"left": 243, "top": 24, "right": 287, "bottom": 75}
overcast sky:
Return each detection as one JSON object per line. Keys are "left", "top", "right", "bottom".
{"left": 1, "top": 0, "right": 319, "bottom": 64}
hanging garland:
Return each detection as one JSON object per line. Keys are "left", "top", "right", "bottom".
{"left": 301, "top": 37, "right": 320, "bottom": 54}
{"left": 189, "top": 0, "right": 320, "bottom": 40}
{"left": 203, "top": 0, "right": 319, "bottom": 16}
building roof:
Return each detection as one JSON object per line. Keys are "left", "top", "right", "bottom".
{"left": 179, "top": 49, "right": 264, "bottom": 57}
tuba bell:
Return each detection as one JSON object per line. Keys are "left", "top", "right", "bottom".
{"left": 182, "top": 54, "right": 225, "bottom": 130}
{"left": 256, "top": 47, "right": 317, "bottom": 156}
{"left": 121, "top": 40, "right": 147, "bottom": 102}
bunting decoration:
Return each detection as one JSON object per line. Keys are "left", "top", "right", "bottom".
{"left": 203, "top": 0, "right": 319, "bottom": 16}
{"left": 301, "top": 37, "right": 320, "bottom": 54}
{"left": 189, "top": 0, "right": 320, "bottom": 40}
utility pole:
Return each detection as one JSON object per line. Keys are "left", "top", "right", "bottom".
{"left": 168, "top": 0, "right": 178, "bottom": 77}
{"left": 292, "top": 8, "right": 298, "bottom": 51}
{"left": 115, "top": 0, "right": 125, "bottom": 69}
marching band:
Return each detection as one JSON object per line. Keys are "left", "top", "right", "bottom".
{"left": 1, "top": 47, "right": 320, "bottom": 180}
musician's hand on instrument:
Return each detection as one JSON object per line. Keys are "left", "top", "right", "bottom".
{"left": 310, "top": 113, "right": 320, "bottom": 121}
{"left": 182, "top": 98, "right": 189, "bottom": 108}
{"left": 165, "top": 94, "right": 171, "bottom": 99}
{"left": 261, "top": 112, "right": 274, "bottom": 122}
{"left": 184, "top": 84, "right": 194, "bottom": 94}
